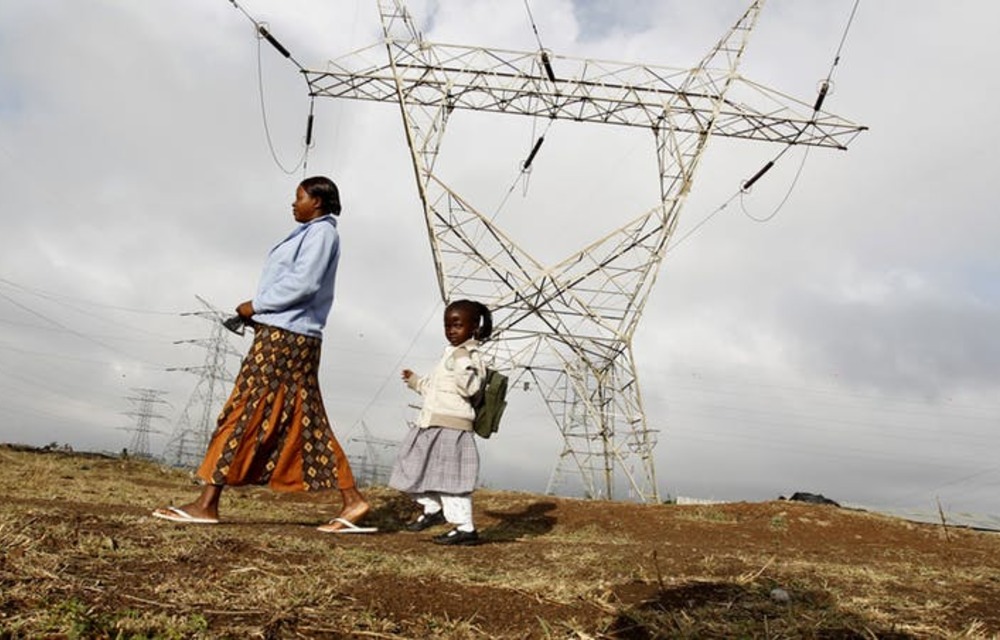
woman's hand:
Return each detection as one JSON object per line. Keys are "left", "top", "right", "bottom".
{"left": 401, "top": 369, "right": 414, "bottom": 381}
{"left": 236, "top": 300, "right": 255, "bottom": 319}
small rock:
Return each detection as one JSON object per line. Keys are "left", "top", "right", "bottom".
{"left": 770, "top": 587, "right": 790, "bottom": 603}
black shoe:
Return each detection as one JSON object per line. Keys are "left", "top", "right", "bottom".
{"left": 405, "top": 510, "right": 446, "bottom": 532}
{"left": 432, "top": 528, "right": 480, "bottom": 546}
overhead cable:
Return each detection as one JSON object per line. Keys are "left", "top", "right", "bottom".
{"left": 674, "top": 0, "right": 862, "bottom": 239}
{"left": 227, "top": 0, "right": 315, "bottom": 175}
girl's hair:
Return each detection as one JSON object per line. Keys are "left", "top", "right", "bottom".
{"left": 447, "top": 299, "right": 493, "bottom": 341}
{"left": 299, "top": 176, "right": 342, "bottom": 216}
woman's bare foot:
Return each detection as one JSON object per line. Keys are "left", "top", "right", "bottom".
{"left": 317, "top": 488, "right": 370, "bottom": 532}
{"left": 152, "top": 485, "right": 223, "bottom": 523}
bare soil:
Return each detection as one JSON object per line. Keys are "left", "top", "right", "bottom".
{"left": 1, "top": 444, "right": 998, "bottom": 638}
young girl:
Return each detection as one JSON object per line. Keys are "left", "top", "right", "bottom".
{"left": 388, "top": 299, "right": 493, "bottom": 546}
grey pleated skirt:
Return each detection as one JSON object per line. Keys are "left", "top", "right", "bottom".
{"left": 389, "top": 426, "right": 479, "bottom": 494}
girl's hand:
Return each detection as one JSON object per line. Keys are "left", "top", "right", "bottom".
{"left": 236, "top": 300, "right": 254, "bottom": 319}
{"left": 401, "top": 369, "right": 413, "bottom": 381}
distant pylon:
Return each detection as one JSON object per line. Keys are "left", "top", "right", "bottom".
{"left": 347, "top": 421, "right": 399, "bottom": 488}
{"left": 161, "top": 295, "right": 244, "bottom": 468}
{"left": 119, "top": 388, "right": 169, "bottom": 459}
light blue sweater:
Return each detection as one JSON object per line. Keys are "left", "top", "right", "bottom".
{"left": 251, "top": 215, "right": 340, "bottom": 338}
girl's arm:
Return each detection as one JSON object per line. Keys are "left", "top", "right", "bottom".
{"left": 402, "top": 368, "right": 425, "bottom": 393}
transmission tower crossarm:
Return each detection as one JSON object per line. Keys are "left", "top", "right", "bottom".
{"left": 721, "top": 77, "right": 869, "bottom": 148}
{"left": 306, "top": 45, "right": 864, "bottom": 149}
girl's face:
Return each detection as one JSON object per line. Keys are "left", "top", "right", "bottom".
{"left": 292, "top": 185, "right": 323, "bottom": 222}
{"left": 444, "top": 307, "right": 477, "bottom": 346}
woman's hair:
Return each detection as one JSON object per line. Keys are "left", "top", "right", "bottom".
{"left": 299, "top": 176, "right": 342, "bottom": 216}
{"left": 446, "top": 299, "right": 494, "bottom": 342}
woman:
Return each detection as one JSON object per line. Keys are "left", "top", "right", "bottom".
{"left": 153, "top": 176, "right": 373, "bottom": 533}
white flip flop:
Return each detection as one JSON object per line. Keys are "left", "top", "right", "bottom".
{"left": 317, "top": 517, "right": 378, "bottom": 534}
{"left": 151, "top": 506, "right": 220, "bottom": 525}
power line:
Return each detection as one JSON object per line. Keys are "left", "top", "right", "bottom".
{"left": 667, "top": 402, "right": 997, "bottom": 450}
{"left": 226, "top": 0, "right": 315, "bottom": 175}
{"left": 825, "top": 0, "right": 862, "bottom": 86}
{"left": 521, "top": 0, "right": 546, "bottom": 51}
{"left": 0, "top": 277, "right": 180, "bottom": 315}
{"left": 343, "top": 300, "right": 442, "bottom": 440}
{"left": 670, "top": 0, "right": 864, "bottom": 247}
{"left": 0, "top": 318, "right": 174, "bottom": 344}
{"left": 486, "top": 0, "right": 561, "bottom": 223}
{"left": 0, "top": 288, "right": 161, "bottom": 366}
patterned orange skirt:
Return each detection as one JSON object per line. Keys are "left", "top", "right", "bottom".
{"left": 196, "top": 324, "right": 354, "bottom": 492}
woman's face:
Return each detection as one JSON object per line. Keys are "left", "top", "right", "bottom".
{"left": 292, "top": 186, "right": 323, "bottom": 222}
{"left": 444, "top": 307, "right": 477, "bottom": 346}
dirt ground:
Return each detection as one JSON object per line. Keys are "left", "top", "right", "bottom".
{"left": 1, "top": 444, "right": 998, "bottom": 638}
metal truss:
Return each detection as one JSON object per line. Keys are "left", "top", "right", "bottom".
{"left": 304, "top": 0, "right": 866, "bottom": 501}
{"left": 120, "top": 388, "right": 169, "bottom": 460}
{"left": 162, "top": 296, "right": 243, "bottom": 468}
{"left": 347, "top": 421, "right": 400, "bottom": 488}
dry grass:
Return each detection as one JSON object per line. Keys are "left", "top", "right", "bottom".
{"left": 1, "top": 444, "right": 998, "bottom": 639}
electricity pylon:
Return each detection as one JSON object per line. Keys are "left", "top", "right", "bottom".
{"left": 119, "top": 388, "right": 169, "bottom": 459}
{"left": 347, "top": 421, "right": 399, "bottom": 488}
{"left": 161, "top": 296, "right": 244, "bottom": 468}
{"left": 304, "top": 0, "right": 866, "bottom": 501}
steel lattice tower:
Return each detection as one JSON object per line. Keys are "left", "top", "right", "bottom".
{"left": 161, "top": 296, "right": 243, "bottom": 468}
{"left": 304, "top": 0, "right": 866, "bottom": 501}
{"left": 120, "top": 388, "right": 169, "bottom": 459}
{"left": 347, "top": 421, "right": 399, "bottom": 488}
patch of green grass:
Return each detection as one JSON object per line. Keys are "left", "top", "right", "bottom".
{"left": 769, "top": 513, "right": 788, "bottom": 532}
{"left": 548, "top": 523, "right": 636, "bottom": 545}
{"left": 24, "top": 598, "right": 209, "bottom": 640}
{"left": 677, "top": 506, "right": 739, "bottom": 524}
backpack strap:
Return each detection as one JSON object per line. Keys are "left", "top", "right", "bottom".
{"left": 453, "top": 345, "right": 483, "bottom": 368}
{"left": 452, "top": 345, "right": 485, "bottom": 395}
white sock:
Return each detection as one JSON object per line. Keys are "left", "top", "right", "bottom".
{"left": 414, "top": 493, "right": 443, "bottom": 515}
{"left": 441, "top": 494, "right": 474, "bottom": 531}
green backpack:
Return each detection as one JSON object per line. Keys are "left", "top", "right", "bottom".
{"left": 471, "top": 367, "right": 509, "bottom": 439}
{"left": 457, "top": 346, "right": 509, "bottom": 439}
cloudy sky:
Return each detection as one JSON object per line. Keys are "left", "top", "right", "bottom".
{"left": 1, "top": 1, "right": 997, "bottom": 525}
